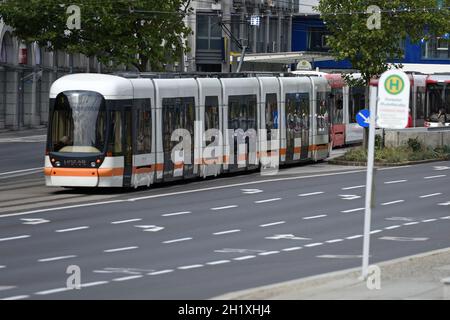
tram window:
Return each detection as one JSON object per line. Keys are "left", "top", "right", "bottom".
{"left": 205, "top": 96, "right": 219, "bottom": 131}
{"left": 349, "top": 86, "right": 366, "bottom": 123}
{"left": 265, "top": 93, "right": 278, "bottom": 140}
{"left": 285, "top": 93, "right": 310, "bottom": 133}
{"left": 109, "top": 111, "right": 123, "bottom": 155}
{"left": 330, "top": 89, "right": 344, "bottom": 125}
{"left": 228, "top": 95, "right": 257, "bottom": 131}
{"left": 135, "top": 99, "right": 151, "bottom": 154}
{"left": 416, "top": 89, "right": 426, "bottom": 125}
{"left": 316, "top": 91, "right": 330, "bottom": 135}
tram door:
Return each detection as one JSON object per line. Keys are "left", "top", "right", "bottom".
{"left": 285, "top": 93, "right": 310, "bottom": 162}
{"left": 123, "top": 107, "right": 133, "bottom": 186}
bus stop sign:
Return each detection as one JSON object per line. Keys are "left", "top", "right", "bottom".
{"left": 376, "top": 70, "right": 410, "bottom": 129}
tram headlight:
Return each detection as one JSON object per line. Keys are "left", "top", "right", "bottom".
{"left": 90, "top": 162, "right": 96, "bottom": 168}
{"left": 55, "top": 161, "right": 61, "bottom": 167}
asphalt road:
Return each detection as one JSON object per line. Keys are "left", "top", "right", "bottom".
{"left": 0, "top": 133, "right": 449, "bottom": 300}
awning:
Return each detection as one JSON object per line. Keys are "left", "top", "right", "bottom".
{"left": 237, "top": 51, "right": 334, "bottom": 64}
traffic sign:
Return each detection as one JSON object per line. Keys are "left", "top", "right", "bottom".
{"left": 376, "top": 70, "right": 410, "bottom": 129}
{"left": 356, "top": 109, "right": 370, "bottom": 128}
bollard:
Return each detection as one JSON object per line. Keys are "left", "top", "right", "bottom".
{"left": 442, "top": 277, "right": 450, "bottom": 300}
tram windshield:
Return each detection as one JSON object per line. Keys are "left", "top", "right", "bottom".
{"left": 50, "top": 91, "right": 107, "bottom": 153}
{"left": 427, "top": 83, "right": 450, "bottom": 120}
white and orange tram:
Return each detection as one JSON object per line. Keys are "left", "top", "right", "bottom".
{"left": 45, "top": 73, "right": 332, "bottom": 188}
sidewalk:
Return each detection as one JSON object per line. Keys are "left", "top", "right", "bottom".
{"left": 214, "top": 247, "right": 450, "bottom": 300}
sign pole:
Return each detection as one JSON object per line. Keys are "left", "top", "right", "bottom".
{"left": 362, "top": 85, "right": 377, "bottom": 279}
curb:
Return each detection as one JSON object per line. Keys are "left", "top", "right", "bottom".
{"left": 211, "top": 247, "right": 450, "bottom": 300}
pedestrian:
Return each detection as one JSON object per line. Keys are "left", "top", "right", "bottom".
{"left": 407, "top": 108, "right": 413, "bottom": 128}
{"left": 437, "top": 108, "right": 447, "bottom": 127}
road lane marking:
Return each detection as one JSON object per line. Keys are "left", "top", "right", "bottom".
{"left": 282, "top": 247, "right": 303, "bottom": 251}
{"left": 339, "top": 194, "right": 361, "bottom": 200}
{"left": 162, "top": 237, "right": 192, "bottom": 244}
{"left": 206, "top": 260, "right": 230, "bottom": 266}
{"left": 148, "top": 270, "right": 173, "bottom": 275}
{"left": 104, "top": 246, "right": 138, "bottom": 253}
{"left": 254, "top": 198, "right": 281, "bottom": 204}
{"left": 112, "top": 275, "right": 143, "bottom": 282}
{"left": 326, "top": 239, "right": 344, "bottom": 243}
{"left": 21, "top": 218, "right": 49, "bottom": 225}
{"left": 35, "top": 287, "right": 72, "bottom": 295}
{"left": 317, "top": 255, "right": 364, "bottom": 259}
{"left": 341, "top": 185, "right": 365, "bottom": 190}
{"left": 384, "top": 180, "right": 407, "bottom": 184}
{"left": 341, "top": 208, "right": 364, "bottom": 213}
{"left": 211, "top": 205, "right": 238, "bottom": 211}
{"left": 420, "top": 193, "right": 442, "bottom": 198}
{"left": 233, "top": 255, "right": 256, "bottom": 261}
{"left": 440, "top": 216, "right": 450, "bottom": 219}
{"left": 438, "top": 202, "right": 450, "bottom": 206}
{"left": 303, "top": 214, "right": 327, "bottom": 220}
{"left": 38, "top": 255, "right": 77, "bottom": 262}
{"left": 422, "top": 219, "right": 437, "bottom": 223}
{"left": 241, "top": 189, "right": 263, "bottom": 194}
{"left": 259, "top": 221, "right": 286, "bottom": 227}
{"left": 81, "top": 281, "right": 108, "bottom": 288}
{"left": 2, "top": 295, "right": 29, "bottom": 300}
{"left": 213, "top": 229, "right": 240, "bottom": 236}
{"left": 403, "top": 222, "right": 420, "bottom": 226}
{"left": 384, "top": 225, "right": 401, "bottom": 230}
{"left": 0, "top": 235, "right": 30, "bottom": 242}
{"left": 370, "top": 230, "right": 382, "bottom": 234}
{"left": 0, "top": 265, "right": 5, "bottom": 269}
{"left": 111, "top": 218, "right": 142, "bottom": 224}
{"left": 298, "top": 191, "right": 324, "bottom": 197}
{"left": 55, "top": 226, "right": 89, "bottom": 233}
{"left": 380, "top": 236, "right": 428, "bottom": 242}
{"left": 265, "top": 234, "right": 311, "bottom": 240}
{"left": 258, "top": 251, "right": 280, "bottom": 256}
{"left": 346, "top": 235, "right": 363, "bottom": 240}
{"left": 381, "top": 200, "right": 404, "bottom": 206}
{"left": 304, "top": 242, "right": 323, "bottom": 247}
{"left": 178, "top": 264, "right": 203, "bottom": 270}
{"left": 134, "top": 225, "right": 164, "bottom": 232}
{"left": 162, "top": 211, "right": 191, "bottom": 217}
{"left": 0, "top": 167, "right": 43, "bottom": 176}
{"left": 424, "top": 175, "right": 447, "bottom": 179}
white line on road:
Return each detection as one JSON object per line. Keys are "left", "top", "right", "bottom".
{"left": 206, "top": 260, "right": 230, "bottom": 266}
{"left": 104, "top": 246, "right": 138, "bottom": 253}
{"left": 298, "top": 191, "right": 324, "bottom": 197}
{"left": 112, "top": 275, "right": 143, "bottom": 282}
{"left": 0, "top": 235, "right": 30, "bottom": 242}
{"left": 213, "top": 229, "right": 241, "bottom": 236}
{"left": 162, "top": 237, "right": 192, "bottom": 244}
{"left": 424, "top": 175, "right": 447, "bottom": 179}
{"left": 259, "top": 221, "right": 286, "bottom": 227}
{"left": 420, "top": 193, "right": 442, "bottom": 198}
{"left": 304, "top": 242, "right": 323, "bottom": 247}
{"left": 254, "top": 198, "right": 281, "bottom": 204}
{"left": 258, "top": 251, "right": 280, "bottom": 256}
{"left": 403, "top": 222, "right": 420, "bottom": 226}
{"left": 441, "top": 216, "right": 450, "bottom": 219}
{"left": 38, "top": 255, "right": 77, "bottom": 262}
{"left": 384, "top": 180, "right": 407, "bottom": 184}
{"left": 148, "top": 269, "right": 174, "bottom": 275}
{"left": 325, "top": 239, "right": 344, "bottom": 243}
{"left": 303, "top": 214, "right": 327, "bottom": 220}
{"left": 111, "top": 218, "right": 142, "bottom": 224}
{"left": 282, "top": 247, "right": 303, "bottom": 252}
{"left": 2, "top": 295, "right": 29, "bottom": 300}
{"left": 55, "top": 226, "right": 89, "bottom": 233}
{"left": 422, "top": 219, "right": 437, "bottom": 223}
{"left": 384, "top": 225, "right": 401, "bottom": 230}
{"left": 81, "top": 281, "right": 108, "bottom": 288}
{"left": 210, "top": 205, "right": 238, "bottom": 211}
{"left": 346, "top": 235, "right": 363, "bottom": 240}
{"left": 370, "top": 230, "right": 383, "bottom": 234}
{"left": 0, "top": 167, "right": 43, "bottom": 176}
{"left": 35, "top": 287, "right": 72, "bottom": 295}
{"left": 381, "top": 200, "right": 405, "bottom": 206}
{"left": 233, "top": 255, "right": 256, "bottom": 261}
{"left": 162, "top": 211, "right": 191, "bottom": 217}
{"left": 178, "top": 264, "right": 203, "bottom": 270}
{"left": 341, "top": 208, "right": 364, "bottom": 213}
{"left": 341, "top": 185, "right": 365, "bottom": 190}
{"left": 0, "top": 265, "right": 5, "bottom": 269}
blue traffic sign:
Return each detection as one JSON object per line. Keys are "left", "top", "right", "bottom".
{"left": 356, "top": 109, "right": 370, "bottom": 128}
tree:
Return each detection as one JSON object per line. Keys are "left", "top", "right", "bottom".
{"left": 317, "top": 0, "right": 450, "bottom": 85}
{"left": 0, "top": 0, "right": 193, "bottom": 71}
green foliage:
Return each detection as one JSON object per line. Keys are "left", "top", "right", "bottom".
{"left": 407, "top": 137, "right": 422, "bottom": 152}
{"left": 0, "top": 0, "right": 193, "bottom": 71}
{"left": 317, "top": 1, "right": 450, "bottom": 85}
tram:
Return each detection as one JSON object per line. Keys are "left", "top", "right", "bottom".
{"left": 45, "top": 73, "right": 332, "bottom": 188}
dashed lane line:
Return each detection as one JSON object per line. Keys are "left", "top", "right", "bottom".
{"left": 210, "top": 205, "right": 238, "bottom": 211}
{"left": 111, "top": 218, "right": 142, "bottom": 224}
{"left": 303, "top": 214, "right": 327, "bottom": 220}
{"left": 38, "top": 255, "right": 77, "bottom": 262}
{"left": 298, "top": 191, "right": 324, "bottom": 197}
{"left": 419, "top": 193, "right": 442, "bottom": 199}
{"left": 259, "top": 221, "right": 286, "bottom": 228}
{"left": 162, "top": 237, "right": 192, "bottom": 244}
{"left": 424, "top": 175, "right": 447, "bottom": 179}
{"left": 213, "top": 229, "right": 241, "bottom": 236}
{"left": 381, "top": 200, "right": 405, "bottom": 206}
{"left": 254, "top": 198, "right": 282, "bottom": 204}
{"left": 0, "top": 235, "right": 30, "bottom": 242}
{"left": 162, "top": 211, "right": 191, "bottom": 217}
{"left": 55, "top": 226, "right": 89, "bottom": 233}
{"left": 103, "top": 246, "right": 138, "bottom": 253}
{"left": 384, "top": 180, "right": 408, "bottom": 184}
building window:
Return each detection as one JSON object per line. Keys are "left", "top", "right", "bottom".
{"left": 308, "top": 28, "right": 330, "bottom": 52}
{"left": 422, "top": 38, "right": 450, "bottom": 60}
{"left": 196, "top": 14, "right": 222, "bottom": 51}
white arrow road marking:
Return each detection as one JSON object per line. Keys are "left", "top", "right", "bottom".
{"left": 438, "top": 201, "right": 450, "bottom": 206}
{"left": 379, "top": 237, "right": 429, "bottom": 242}
{"left": 265, "top": 234, "right": 311, "bottom": 240}
{"left": 339, "top": 194, "right": 361, "bottom": 200}
{"left": 241, "top": 188, "right": 263, "bottom": 194}
{"left": 21, "top": 218, "right": 50, "bottom": 225}
{"left": 134, "top": 225, "right": 164, "bottom": 232}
